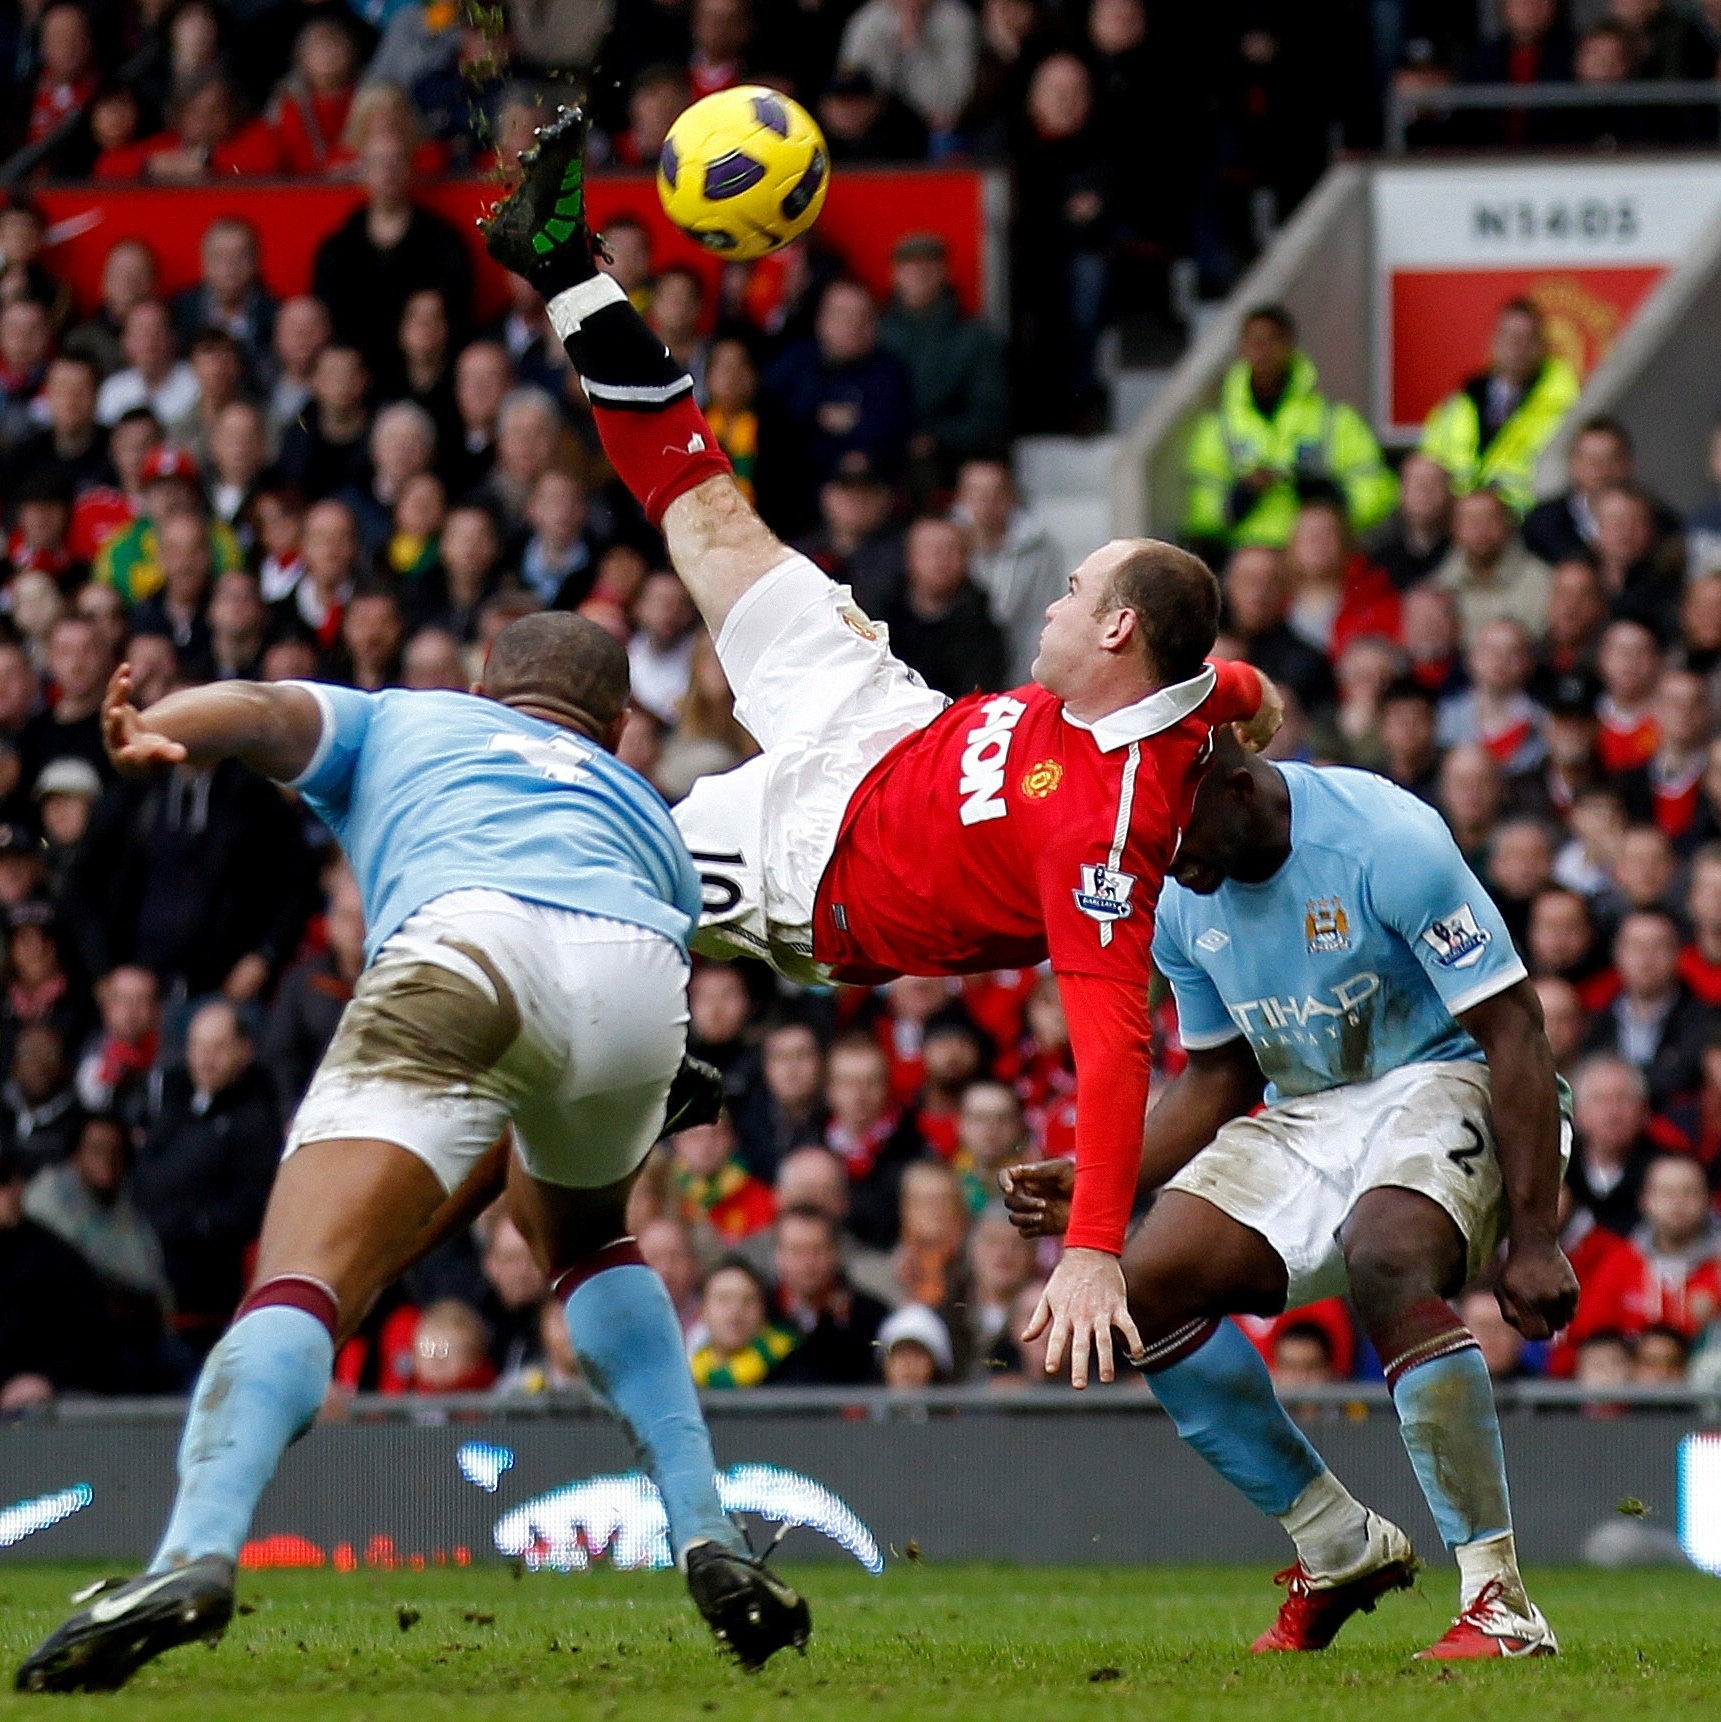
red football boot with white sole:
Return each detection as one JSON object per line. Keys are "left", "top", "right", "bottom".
{"left": 1416, "top": 1580, "right": 1558, "bottom": 1659}
{"left": 1251, "top": 1513, "right": 1417, "bottom": 1652}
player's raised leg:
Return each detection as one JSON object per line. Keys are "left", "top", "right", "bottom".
{"left": 1121, "top": 1191, "right": 1416, "bottom": 1652}
{"left": 481, "top": 107, "right": 787, "bottom": 632}
{"left": 1341, "top": 1188, "right": 1557, "bottom": 1659}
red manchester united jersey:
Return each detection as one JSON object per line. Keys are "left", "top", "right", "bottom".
{"left": 813, "top": 659, "right": 1260, "bottom": 984}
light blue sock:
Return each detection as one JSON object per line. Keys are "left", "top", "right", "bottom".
{"left": 152, "top": 1305, "right": 333, "bottom": 1570}
{"left": 1145, "top": 1319, "right": 1326, "bottom": 1515}
{"left": 563, "top": 1263, "right": 740, "bottom": 1557}
{"left": 1390, "top": 1347, "right": 1512, "bottom": 1548}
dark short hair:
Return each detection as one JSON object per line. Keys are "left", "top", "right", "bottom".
{"left": 1576, "top": 414, "right": 1631, "bottom": 453}
{"left": 1242, "top": 303, "right": 1296, "bottom": 339}
{"left": 1380, "top": 675, "right": 1435, "bottom": 712}
{"left": 482, "top": 611, "right": 631, "bottom": 730}
{"left": 776, "top": 1203, "right": 839, "bottom": 1243}
{"left": 1099, "top": 540, "right": 1220, "bottom": 683}
{"left": 1498, "top": 296, "right": 1543, "bottom": 327}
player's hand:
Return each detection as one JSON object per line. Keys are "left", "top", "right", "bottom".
{"left": 102, "top": 664, "right": 186, "bottom": 775}
{"left": 1233, "top": 668, "right": 1284, "bottom": 753}
{"left": 1023, "top": 1247, "right": 1143, "bottom": 1388}
{"left": 1495, "top": 1233, "right": 1579, "bottom": 1340}
{"left": 999, "top": 1157, "right": 1074, "bottom": 1238}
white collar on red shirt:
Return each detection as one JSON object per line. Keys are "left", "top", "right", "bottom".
{"left": 1059, "top": 665, "right": 1217, "bottom": 752}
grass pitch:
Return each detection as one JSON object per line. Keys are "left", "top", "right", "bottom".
{"left": 0, "top": 1563, "right": 1714, "bottom": 1721}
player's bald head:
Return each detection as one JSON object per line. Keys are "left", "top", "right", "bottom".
{"left": 483, "top": 611, "right": 631, "bottom": 738}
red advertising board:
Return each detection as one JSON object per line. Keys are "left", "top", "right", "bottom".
{"left": 34, "top": 167, "right": 998, "bottom": 327}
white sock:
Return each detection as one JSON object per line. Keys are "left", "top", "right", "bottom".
{"left": 1456, "top": 1529, "right": 1528, "bottom": 1613}
{"left": 1275, "top": 1469, "right": 1372, "bottom": 1582}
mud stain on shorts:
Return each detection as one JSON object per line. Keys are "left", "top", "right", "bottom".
{"left": 323, "top": 941, "right": 523, "bottom": 1090}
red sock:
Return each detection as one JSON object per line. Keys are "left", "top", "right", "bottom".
{"left": 237, "top": 1272, "right": 340, "bottom": 1340}
{"left": 591, "top": 398, "right": 733, "bottom": 528}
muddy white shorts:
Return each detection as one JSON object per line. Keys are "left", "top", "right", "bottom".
{"left": 673, "top": 554, "right": 947, "bottom": 982}
{"left": 1163, "top": 1060, "right": 1570, "bottom": 1307}
{"left": 284, "top": 889, "right": 689, "bottom": 1193}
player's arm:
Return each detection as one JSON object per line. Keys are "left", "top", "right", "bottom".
{"left": 1458, "top": 978, "right": 1578, "bottom": 1340}
{"left": 1003, "top": 1019, "right": 1263, "bottom": 1236}
{"left": 103, "top": 663, "right": 324, "bottom": 783}
{"left": 1204, "top": 658, "right": 1282, "bottom": 752}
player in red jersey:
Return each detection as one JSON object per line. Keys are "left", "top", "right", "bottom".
{"left": 482, "top": 110, "right": 1281, "bottom": 1385}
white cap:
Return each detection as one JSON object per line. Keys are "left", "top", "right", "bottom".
{"left": 877, "top": 1303, "right": 953, "bottom": 1377}
{"left": 34, "top": 757, "right": 103, "bottom": 802}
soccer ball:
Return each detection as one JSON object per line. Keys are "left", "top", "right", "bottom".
{"left": 657, "top": 86, "right": 830, "bottom": 261}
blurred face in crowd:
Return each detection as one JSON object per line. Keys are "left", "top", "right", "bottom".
{"left": 957, "top": 1081, "right": 1025, "bottom": 1171}
{"left": 396, "top": 472, "right": 445, "bottom": 540}
{"left": 98, "top": 966, "right": 159, "bottom": 1047}
{"left": 1224, "top": 547, "right": 1288, "bottom": 635}
{"left": 1594, "top": 487, "right": 1655, "bottom": 569}
{"left": 439, "top": 508, "right": 498, "bottom": 598}
{"left": 49, "top": 616, "right": 108, "bottom": 708}
{"left": 1468, "top": 618, "right": 1532, "bottom": 697}
{"left": 1546, "top": 560, "right": 1606, "bottom": 651}
{"left": 649, "top": 269, "right": 703, "bottom": 345}
{"left": 1533, "top": 977, "right": 1586, "bottom": 1066}
{"left": 1272, "top": 1328, "right": 1334, "bottom": 1390}
{"left": 905, "top": 518, "right": 969, "bottom": 611}
{"left": 827, "top": 1042, "right": 891, "bottom": 1133}
{"left": 1028, "top": 52, "right": 1093, "bottom": 139}
{"left": 693, "top": 0, "right": 752, "bottom": 60}
{"left": 201, "top": 221, "right": 257, "bottom": 307}
{"left": 816, "top": 282, "right": 878, "bottom": 366}
{"left": 955, "top": 460, "right": 1014, "bottom": 540}
{"left": 1683, "top": 574, "right": 1721, "bottom": 653}
{"left": 888, "top": 975, "right": 952, "bottom": 1024}
{"left": 1490, "top": 304, "right": 1545, "bottom": 386}
{"left": 704, "top": 338, "right": 756, "bottom": 414}
{"left": 1545, "top": 708, "right": 1598, "bottom": 771}
{"left": 177, "top": 77, "right": 241, "bottom": 151}
{"left": 0, "top": 644, "right": 36, "bottom": 731}
{"left": 527, "top": 470, "right": 585, "bottom": 549}
{"left": 497, "top": 397, "right": 559, "bottom": 486}
{"left": 1635, "top": 1328, "right": 1688, "bottom": 1384}
{"left": 304, "top": 501, "right": 359, "bottom": 590}
{"left": 209, "top": 572, "right": 265, "bottom": 654}
{"left": 820, "top": 474, "right": 892, "bottom": 546}
{"left": 1570, "top": 424, "right": 1632, "bottom": 498}
{"left": 689, "top": 962, "right": 750, "bottom": 1045}
{"left": 1614, "top": 912, "right": 1680, "bottom": 1001}
{"left": 764, "top": 1023, "right": 824, "bottom": 1110}
{"left": 44, "top": 359, "right": 98, "bottom": 440}
{"left": 314, "top": 346, "right": 369, "bottom": 417}
{"left": 402, "top": 627, "right": 466, "bottom": 690}
{"left": 299, "top": 18, "right": 357, "bottom": 91}
{"left": 9, "top": 922, "right": 61, "bottom": 987}
{"left": 1576, "top": 27, "right": 1632, "bottom": 83}
{"left": 1459, "top": 1290, "right": 1524, "bottom": 1379}
{"left": 1488, "top": 820, "right": 1553, "bottom": 902}
{"left": 1238, "top": 312, "right": 1294, "bottom": 397}
{"left": 1398, "top": 453, "right": 1452, "bottom": 536}
{"left": 970, "top": 1207, "right": 1035, "bottom": 1304}
{"left": 1574, "top": 1333, "right": 1632, "bottom": 1390}
{"left": 343, "top": 594, "right": 402, "bottom": 676}
{"left": 1088, "top": 0, "right": 1145, "bottom": 54}
{"left": 774, "top": 1210, "right": 842, "bottom": 1305}
{"left": 1452, "top": 489, "right": 1512, "bottom": 566}
{"left": 672, "top": 1118, "right": 739, "bottom": 1179}
{"left": 411, "top": 1303, "right": 488, "bottom": 1392}
{"left": 630, "top": 74, "right": 688, "bottom": 158}
{"left": 1657, "top": 669, "right": 1712, "bottom": 756}
{"left": 274, "top": 296, "right": 331, "bottom": 379}
{"left": 702, "top": 1265, "right": 769, "bottom": 1354}
{"left": 211, "top": 402, "right": 265, "bottom": 486}
{"left": 483, "top": 1215, "right": 548, "bottom": 1311}
{"left": 262, "top": 637, "right": 317, "bottom": 681}
{"left": 362, "top": 132, "right": 413, "bottom": 208}
{"left": 13, "top": 1024, "right": 68, "bottom": 1105}
{"left": 1690, "top": 853, "right": 1721, "bottom": 934}
{"left": 900, "top": 1162, "right": 968, "bottom": 1253}
{"left": 634, "top": 572, "right": 697, "bottom": 650}
{"left": 73, "top": 1118, "right": 129, "bottom": 1206}
{"left": 1615, "top": 826, "right": 1676, "bottom": 911}
{"left": 1379, "top": 690, "right": 1436, "bottom": 774}
{"left": 1642, "top": 1155, "right": 1710, "bottom": 1251}
{"left": 1437, "top": 743, "right": 1501, "bottom": 834}
{"left": 1335, "top": 637, "right": 1400, "bottom": 707}
{"left": 187, "top": 1002, "right": 251, "bottom": 1097}
{"left": 637, "top": 1216, "right": 700, "bottom": 1310}
{"left": 883, "top": 1337, "right": 939, "bottom": 1389}
{"left": 922, "top": 1024, "right": 983, "bottom": 1095}
{"left": 456, "top": 342, "right": 512, "bottom": 433}
{"left": 1576, "top": 1059, "right": 1648, "bottom": 1161}
{"left": 109, "top": 415, "right": 161, "bottom": 494}
{"left": 891, "top": 249, "right": 948, "bottom": 315}
{"left": 1287, "top": 504, "right": 1348, "bottom": 587}
{"left": 40, "top": 3, "right": 91, "bottom": 79}
{"left": 399, "top": 290, "right": 449, "bottom": 372}
{"left": 102, "top": 241, "right": 157, "bottom": 321}
{"left": 0, "top": 302, "right": 50, "bottom": 377}
{"left": 1400, "top": 584, "right": 1460, "bottom": 664}
{"left": 774, "top": 1147, "right": 847, "bottom": 1220}
{"left": 1599, "top": 621, "right": 1661, "bottom": 706}
{"left": 128, "top": 631, "right": 180, "bottom": 707}
{"left": 158, "top": 512, "right": 213, "bottom": 610}
{"left": 372, "top": 407, "right": 435, "bottom": 492}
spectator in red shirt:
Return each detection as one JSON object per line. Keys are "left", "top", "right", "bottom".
{"left": 272, "top": 16, "right": 361, "bottom": 176}
{"left": 1568, "top": 1153, "right": 1721, "bottom": 1346}
{"left": 1680, "top": 847, "right": 1721, "bottom": 1006}
{"left": 670, "top": 1114, "right": 776, "bottom": 1243}
{"left": 822, "top": 1034, "right": 926, "bottom": 1250}
{"left": 1567, "top": 1054, "right": 1662, "bottom": 1236}
{"left": 1285, "top": 498, "right": 1400, "bottom": 661}
{"left": 689, "top": 0, "right": 756, "bottom": 96}
{"left": 25, "top": 3, "right": 98, "bottom": 149}
{"left": 1596, "top": 618, "right": 1663, "bottom": 774}
{"left": 913, "top": 1012, "right": 990, "bottom": 1159}
{"left": 1639, "top": 667, "right": 1713, "bottom": 848}
{"left": 128, "top": 70, "right": 286, "bottom": 184}
{"left": 613, "top": 65, "right": 691, "bottom": 167}
{"left": 1437, "top": 617, "right": 1547, "bottom": 776}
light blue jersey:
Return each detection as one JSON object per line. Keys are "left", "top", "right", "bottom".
{"left": 287, "top": 684, "right": 702, "bottom": 963}
{"left": 1153, "top": 765, "right": 1526, "bottom": 1103}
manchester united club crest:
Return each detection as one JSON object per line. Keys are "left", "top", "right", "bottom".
{"left": 1305, "top": 896, "right": 1350, "bottom": 954}
{"left": 1020, "top": 758, "right": 1063, "bottom": 799}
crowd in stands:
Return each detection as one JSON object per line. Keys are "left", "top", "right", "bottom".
{"left": 5, "top": 2, "right": 1721, "bottom": 1412}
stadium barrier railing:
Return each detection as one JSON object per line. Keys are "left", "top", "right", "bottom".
{"left": 1386, "top": 80, "right": 1721, "bottom": 153}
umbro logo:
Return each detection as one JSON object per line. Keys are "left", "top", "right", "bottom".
{"left": 1195, "top": 929, "right": 1230, "bottom": 953}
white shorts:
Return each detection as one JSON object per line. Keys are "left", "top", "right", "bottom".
{"left": 673, "top": 555, "right": 947, "bottom": 983}
{"left": 1163, "top": 1060, "right": 1571, "bottom": 1307}
{"left": 284, "top": 890, "right": 689, "bottom": 1194}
